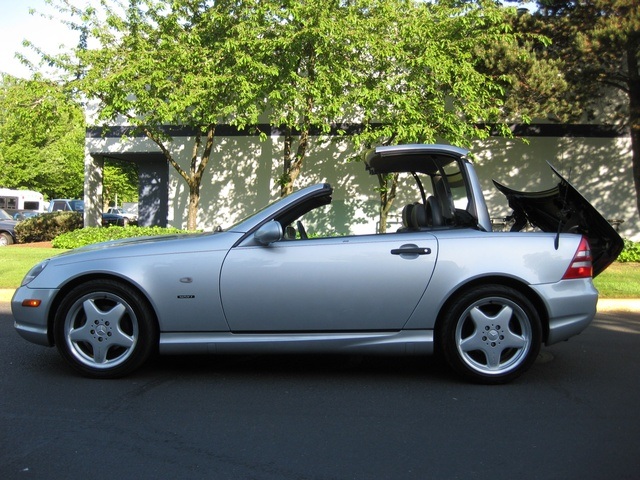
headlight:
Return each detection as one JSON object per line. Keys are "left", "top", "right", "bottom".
{"left": 21, "top": 260, "right": 49, "bottom": 286}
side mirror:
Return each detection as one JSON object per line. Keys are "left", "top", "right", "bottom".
{"left": 254, "top": 220, "right": 283, "bottom": 246}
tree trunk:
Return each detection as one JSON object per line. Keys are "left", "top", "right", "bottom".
{"left": 280, "top": 129, "right": 309, "bottom": 197}
{"left": 141, "top": 124, "right": 215, "bottom": 231}
{"left": 377, "top": 173, "right": 398, "bottom": 233}
{"left": 627, "top": 33, "right": 640, "bottom": 221}
{"left": 187, "top": 182, "right": 199, "bottom": 231}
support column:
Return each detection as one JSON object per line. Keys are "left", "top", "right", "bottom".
{"left": 84, "top": 153, "right": 104, "bottom": 227}
{"left": 138, "top": 156, "right": 169, "bottom": 227}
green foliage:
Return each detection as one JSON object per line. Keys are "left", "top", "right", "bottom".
{"left": 509, "top": 0, "right": 640, "bottom": 219}
{"left": 14, "top": 211, "right": 83, "bottom": 243}
{"left": 350, "top": 0, "right": 523, "bottom": 149}
{"left": 593, "top": 262, "right": 640, "bottom": 298}
{"left": 39, "top": 0, "right": 279, "bottom": 230}
{"left": 0, "top": 75, "right": 85, "bottom": 199}
{"left": 0, "top": 247, "right": 64, "bottom": 289}
{"left": 104, "top": 159, "right": 139, "bottom": 206}
{"left": 52, "top": 225, "right": 190, "bottom": 249}
{"left": 618, "top": 239, "right": 640, "bottom": 263}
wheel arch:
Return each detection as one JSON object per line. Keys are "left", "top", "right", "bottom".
{"left": 47, "top": 273, "right": 159, "bottom": 346}
{"left": 435, "top": 276, "right": 550, "bottom": 345}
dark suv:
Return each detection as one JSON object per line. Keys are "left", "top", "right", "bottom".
{"left": 0, "top": 208, "right": 17, "bottom": 246}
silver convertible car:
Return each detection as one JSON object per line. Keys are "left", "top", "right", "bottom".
{"left": 11, "top": 144, "right": 623, "bottom": 383}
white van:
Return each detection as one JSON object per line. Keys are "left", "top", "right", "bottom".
{"left": 0, "top": 188, "right": 46, "bottom": 216}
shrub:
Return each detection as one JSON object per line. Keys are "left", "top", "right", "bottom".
{"left": 618, "top": 238, "right": 640, "bottom": 263}
{"left": 52, "top": 225, "right": 189, "bottom": 249}
{"left": 15, "top": 211, "right": 83, "bottom": 243}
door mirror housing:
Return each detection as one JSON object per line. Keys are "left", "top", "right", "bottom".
{"left": 254, "top": 220, "right": 283, "bottom": 245}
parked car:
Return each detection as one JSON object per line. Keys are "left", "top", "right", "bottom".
{"left": 106, "top": 207, "right": 138, "bottom": 223}
{"left": 11, "top": 144, "right": 623, "bottom": 383}
{"left": 101, "top": 210, "right": 135, "bottom": 227}
{"left": 0, "top": 208, "right": 17, "bottom": 246}
{"left": 49, "top": 199, "right": 133, "bottom": 226}
{"left": 48, "top": 199, "right": 84, "bottom": 213}
{"left": 13, "top": 211, "right": 40, "bottom": 221}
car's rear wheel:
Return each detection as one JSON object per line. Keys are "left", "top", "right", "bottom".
{"left": 53, "top": 279, "right": 157, "bottom": 378}
{"left": 438, "top": 285, "right": 541, "bottom": 384}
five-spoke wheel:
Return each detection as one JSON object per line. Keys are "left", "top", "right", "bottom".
{"left": 438, "top": 285, "right": 542, "bottom": 384}
{"left": 54, "top": 279, "right": 157, "bottom": 378}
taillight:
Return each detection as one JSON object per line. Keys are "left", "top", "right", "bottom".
{"left": 562, "top": 237, "right": 593, "bottom": 279}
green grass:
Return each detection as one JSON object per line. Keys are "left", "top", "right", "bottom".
{"left": 1, "top": 246, "right": 639, "bottom": 298}
{"left": 593, "top": 262, "right": 640, "bottom": 298}
{"left": 0, "top": 247, "right": 66, "bottom": 289}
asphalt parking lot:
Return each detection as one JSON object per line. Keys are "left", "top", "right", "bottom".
{"left": 2, "top": 298, "right": 640, "bottom": 480}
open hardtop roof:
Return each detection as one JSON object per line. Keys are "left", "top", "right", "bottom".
{"left": 364, "top": 144, "right": 469, "bottom": 175}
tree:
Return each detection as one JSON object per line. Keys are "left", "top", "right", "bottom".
{"left": 0, "top": 74, "right": 85, "bottom": 199}
{"left": 350, "top": 0, "right": 547, "bottom": 231}
{"left": 37, "top": 0, "right": 272, "bottom": 230}
{"left": 254, "top": 0, "right": 368, "bottom": 197}
{"left": 508, "top": 0, "right": 640, "bottom": 220}
{"left": 29, "top": 0, "right": 558, "bottom": 233}
{"left": 103, "top": 159, "right": 138, "bottom": 208}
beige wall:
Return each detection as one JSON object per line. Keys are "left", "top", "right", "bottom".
{"left": 87, "top": 131, "right": 639, "bottom": 241}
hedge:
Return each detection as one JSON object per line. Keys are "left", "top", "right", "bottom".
{"left": 618, "top": 238, "right": 640, "bottom": 263}
{"left": 52, "top": 225, "right": 190, "bottom": 249}
{"left": 14, "top": 211, "right": 83, "bottom": 243}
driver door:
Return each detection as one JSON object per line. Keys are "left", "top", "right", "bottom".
{"left": 219, "top": 232, "right": 437, "bottom": 332}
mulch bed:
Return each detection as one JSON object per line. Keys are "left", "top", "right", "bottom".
{"left": 10, "top": 241, "right": 53, "bottom": 248}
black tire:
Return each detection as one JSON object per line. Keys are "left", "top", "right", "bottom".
{"left": 438, "top": 285, "right": 542, "bottom": 384}
{"left": 0, "top": 232, "right": 14, "bottom": 246}
{"left": 53, "top": 279, "right": 158, "bottom": 378}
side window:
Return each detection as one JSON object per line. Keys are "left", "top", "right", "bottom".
{"left": 276, "top": 195, "right": 362, "bottom": 241}
{"left": 284, "top": 204, "right": 340, "bottom": 240}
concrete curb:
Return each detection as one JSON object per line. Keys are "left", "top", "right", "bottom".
{"left": 1, "top": 288, "right": 638, "bottom": 312}
{"left": 1, "top": 289, "right": 14, "bottom": 303}
{"left": 596, "top": 298, "right": 640, "bottom": 313}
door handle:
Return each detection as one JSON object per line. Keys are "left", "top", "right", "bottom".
{"left": 391, "top": 246, "right": 431, "bottom": 255}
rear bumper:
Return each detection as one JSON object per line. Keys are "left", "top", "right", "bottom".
{"left": 531, "top": 279, "right": 598, "bottom": 345}
{"left": 11, "top": 287, "right": 58, "bottom": 347}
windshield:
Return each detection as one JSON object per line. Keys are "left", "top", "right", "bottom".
{"left": 0, "top": 209, "right": 12, "bottom": 220}
{"left": 224, "top": 195, "right": 291, "bottom": 232}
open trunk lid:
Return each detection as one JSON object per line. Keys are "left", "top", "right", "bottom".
{"left": 493, "top": 163, "right": 624, "bottom": 277}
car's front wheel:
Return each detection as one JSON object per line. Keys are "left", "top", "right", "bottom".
{"left": 53, "top": 279, "right": 158, "bottom": 378}
{"left": 438, "top": 285, "right": 542, "bottom": 384}
{"left": 0, "top": 232, "right": 14, "bottom": 246}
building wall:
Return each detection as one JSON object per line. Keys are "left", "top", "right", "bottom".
{"left": 86, "top": 128, "right": 639, "bottom": 241}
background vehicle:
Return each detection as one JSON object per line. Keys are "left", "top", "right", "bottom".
{"left": 0, "top": 188, "right": 45, "bottom": 217}
{"left": 106, "top": 207, "right": 137, "bottom": 223}
{"left": 11, "top": 144, "right": 623, "bottom": 383}
{"left": 48, "top": 199, "right": 84, "bottom": 213}
{"left": 0, "top": 208, "right": 17, "bottom": 246}
{"left": 105, "top": 207, "right": 137, "bottom": 225}
{"left": 49, "top": 199, "right": 133, "bottom": 226}
{"left": 13, "top": 211, "right": 40, "bottom": 221}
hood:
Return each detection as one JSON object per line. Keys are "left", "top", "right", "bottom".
{"left": 0, "top": 219, "right": 17, "bottom": 228}
{"left": 54, "top": 231, "right": 232, "bottom": 262}
{"left": 493, "top": 163, "right": 623, "bottom": 277}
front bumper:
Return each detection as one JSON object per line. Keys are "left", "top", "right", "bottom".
{"left": 11, "top": 287, "right": 59, "bottom": 346}
{"left": 531, "top": 279, "right": 598, "bottom": 345}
